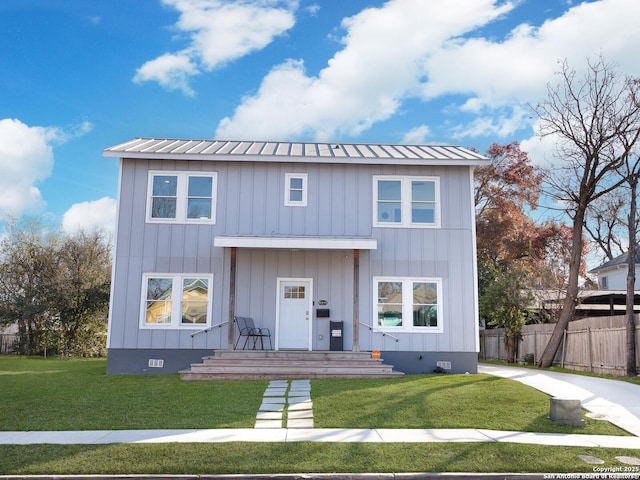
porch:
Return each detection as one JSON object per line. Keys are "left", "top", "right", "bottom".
{"left": 180, "top": 350, "right": 404, "bottom": 380}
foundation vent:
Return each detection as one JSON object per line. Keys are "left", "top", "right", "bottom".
{"left": 436, "top": 361, "right": 452, "bottom": 370}
{"left": 148, "top": 359, "right": 164, "bottom": 368}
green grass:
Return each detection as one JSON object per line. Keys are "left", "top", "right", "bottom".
{"left": 2, "top": 443, "right": 640, "bottom": 475}
{"left": 0, "top": 356, "right": 266, "bottom": 430}
{"left": 1, "top": 355, "right": 638, "bottom": 475}
{"left": 312, "top": 375, "right": 625, "bottom": 434}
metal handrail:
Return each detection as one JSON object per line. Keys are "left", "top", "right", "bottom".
{"left": 359, "top": 321, "right": 400, "bottom": 342}
{"left": 191, "top": 320, "right": 229, "bottom": 337}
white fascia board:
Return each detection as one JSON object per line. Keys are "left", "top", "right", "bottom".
{"left": 214, "top": 236, "right": 377, "bottom": 250}
{"left": 103, "top": 151, "right": 490, "bottom": 167}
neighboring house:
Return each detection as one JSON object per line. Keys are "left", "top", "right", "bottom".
{"left": 589, "top": 251, "right": 640, "bottom": 291}
{"left": 103, "top": 138, "right": 489, "bottom": 375}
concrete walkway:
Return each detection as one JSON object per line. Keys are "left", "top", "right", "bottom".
{"left": 3, "top": 365, "right": 640, "bottom": 448}
{"left": 255, "top": 379, "right": 314, "bottom": 428}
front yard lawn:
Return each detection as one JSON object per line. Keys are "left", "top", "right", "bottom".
{"left": 1, "top": 355, "right": 636, "bottom": 475}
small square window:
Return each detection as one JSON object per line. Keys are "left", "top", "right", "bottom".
{"left": 284, "top": 173, "right": 308, "bottom": 206}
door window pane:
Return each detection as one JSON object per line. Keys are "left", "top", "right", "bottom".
{"left": 284, "top": 286, "right": 306, "bottom": 299}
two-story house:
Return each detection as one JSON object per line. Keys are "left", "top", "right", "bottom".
{"left": 103, "top": 138, "right": 488, "bottom": 375}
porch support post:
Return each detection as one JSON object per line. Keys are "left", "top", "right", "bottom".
{"left": 352, "top": 249, "right": 360, "bottom": 352}
{"left": 227, "top": 247, "right": 237, "bottom": 350}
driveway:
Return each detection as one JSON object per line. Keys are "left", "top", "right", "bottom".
{"left": 479, "top": 363, "right": 640, "bottom": 436}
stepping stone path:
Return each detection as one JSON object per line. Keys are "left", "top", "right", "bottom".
{"left": 254, "top": 379, "right": 313, "bottom": 429}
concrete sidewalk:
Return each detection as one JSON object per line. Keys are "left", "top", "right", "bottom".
{"left": 2, "top": 427, "right": 640, "bottom": 448}
{"left": 478, "top": 363, "right": 640, "bottom": 436}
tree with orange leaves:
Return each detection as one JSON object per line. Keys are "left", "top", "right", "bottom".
{"left": 475, "top": 142, "right": 573, "bottom": 362}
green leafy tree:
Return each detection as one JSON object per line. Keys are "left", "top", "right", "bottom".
{"left": 0, "top": 218, "right": 111, "bottom": 356}
{"left": 479, "top": 264, "right": 532, "bottom": 363}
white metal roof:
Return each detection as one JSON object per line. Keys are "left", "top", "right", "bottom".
{"left": 104, "top": 138, "right": 489, "bottom": 166}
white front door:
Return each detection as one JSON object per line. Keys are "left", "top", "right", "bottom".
{"left": 276, "top": 278, "right": 312, "bottom": 350}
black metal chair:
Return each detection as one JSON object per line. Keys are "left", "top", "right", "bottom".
{"left": 234, "top": 316, "right": 272, "bottom": 350}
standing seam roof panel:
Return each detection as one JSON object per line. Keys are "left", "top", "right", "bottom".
{"left": 262, "top": 143, "right": 278, "bottom": 155}
{"left": 246, "top": 142, "right": 265, "bottom": 155}
{"left": 392, "top": 145, "right": 419, "bottom": 158}
{"left": 290, "top": 143, "right": 303, "bottom": 156}
{"left": 185, "top": 141, "right": 211, "bottom": 154}
{"left": 276, "top": 143, "right": 291, "bottom": 156}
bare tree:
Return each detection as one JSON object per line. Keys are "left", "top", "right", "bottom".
{"left": 535, "top": 57, "right": 640, "bottom": 368}
{"left": 621, "top": 152, "right": 640, "bottom": 376}
{"left": 584, "top": 193, "right": 627, "bottom": 262}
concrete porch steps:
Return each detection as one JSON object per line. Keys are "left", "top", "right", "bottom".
{"left": 180, "top": 350, "right": 404, "bottom": 380}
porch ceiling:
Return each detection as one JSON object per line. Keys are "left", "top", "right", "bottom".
{"left": 213, "top": 235, "right": 377, "bottom": 250}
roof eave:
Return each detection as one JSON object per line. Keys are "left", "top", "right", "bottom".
{"left": 103, "top": 150, "right": 490, "bottom": 167}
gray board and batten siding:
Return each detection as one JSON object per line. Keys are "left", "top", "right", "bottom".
{"left": 104, "top": 138, "right": 488, "bottom": 374}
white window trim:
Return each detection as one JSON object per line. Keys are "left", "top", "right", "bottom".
{"left": 146, "top": 171, "right": 217, "bottom": 224}
{"left": 373, "top": 176, "right": 440, "bottom": 228}
{"left": 140, "top": 273, "right": 214, "bottom": 329}
{"left": 373, "top": 276, "right": 443, "bottom": 333}
{"left": 284, "top": 173, "right": 308, "bottom": 207}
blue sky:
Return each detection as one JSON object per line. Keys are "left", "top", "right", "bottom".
{"left": 2, "top": 0, "right": 640, "bottom": 237}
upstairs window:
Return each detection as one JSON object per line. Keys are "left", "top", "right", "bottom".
{"left": 373, "top": 176, "right": 439, "bottom": 228}
{"left": 147, "top": 172, "right": 217, "bottom": 223}
{"left": 284, "top": 173, "right": 308, "bottom": 206}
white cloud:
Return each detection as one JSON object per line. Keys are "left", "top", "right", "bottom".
{"left": 62, "top": 197, "right": 117, "bottom": 239}
{"left": 401, "top": 125, "right": 431, "bottom": 144}
{"left": 215, "top": 0, "right": 516, "bottom": 140}
{"left": 134, "top": 53, "right": 197, "bottom": 97}
{"left": 424, "top": 0, "right": 640, "bottom": 137}
{"left": 0, "top": 119, "right": 58, "bottom": 215}
{"left": 0, "top": 118, "right": 94, "bottom": 218}
{"left": 216, "top": 0, "right": 640, "bottom": 142}
{"left": 134, "top": 0, "right": 298, "bottom": 95}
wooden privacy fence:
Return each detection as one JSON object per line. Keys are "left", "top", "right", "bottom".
{"left": 479, "top": 314, "right": 640, "bottom": 376}
{"left": 0, "top": 334, "right": 18, "bottom": 354}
